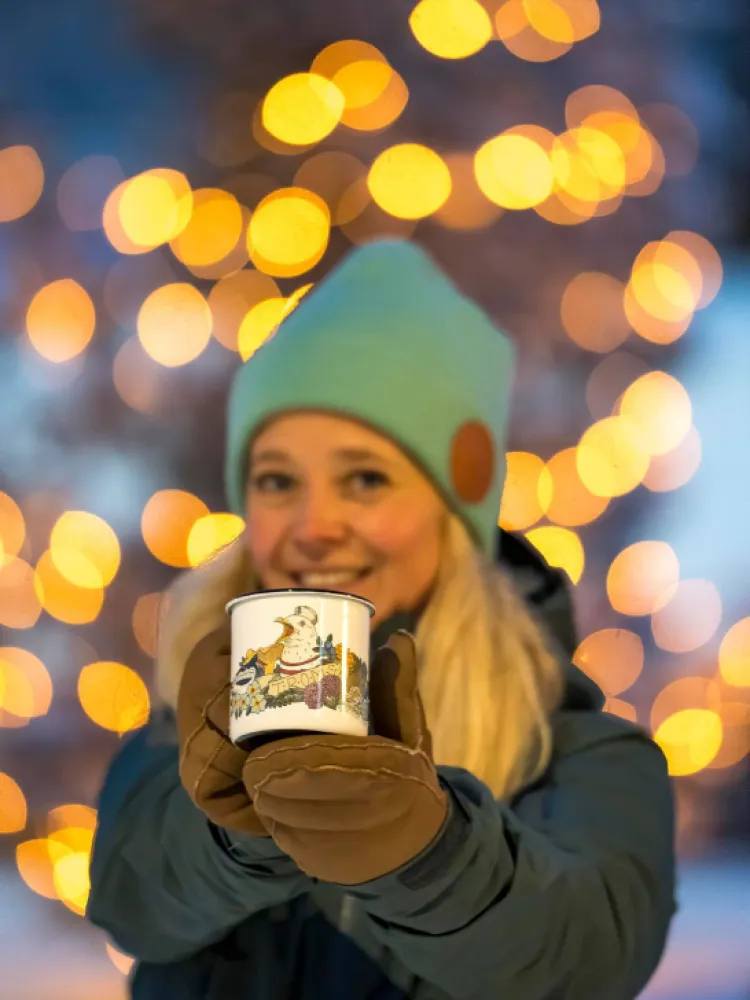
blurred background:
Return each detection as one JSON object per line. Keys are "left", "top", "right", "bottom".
{"left": 1, "top": 1, "right": 749, "bottom": 997}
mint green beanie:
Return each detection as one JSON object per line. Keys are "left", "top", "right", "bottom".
{"left": 225, "top": 239, "right": 516, "bottom": 556}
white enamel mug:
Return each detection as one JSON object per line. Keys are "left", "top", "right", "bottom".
{"left": 225, "top": 589, "right": 376, "bottom": 749}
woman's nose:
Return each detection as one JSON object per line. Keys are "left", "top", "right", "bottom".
{"left": 289, "top": 489, "right": 348, "bottom": 559}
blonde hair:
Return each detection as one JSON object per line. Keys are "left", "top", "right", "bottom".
{"left": 155, "top": 516, "right": 564, "bottom": 800}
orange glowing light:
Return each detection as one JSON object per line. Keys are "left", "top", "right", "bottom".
{"left": 538, "top": 448, "right": 609, "bottom": 526}
{"left": 137, "top": 283, "right": 212, "bottom": 367}
{"left": 262, "top": 73, "right": 344, "bottom": 146}
{"left": 0, "top": 773, "right": 27, "bottom": 833}
{"left": 187, "top": 513, "right": 246, "bottom": 567}
{"left": 117, "top": 169, "right": 193, "bottom": 250}
{"left": 0, "top": 558, "right": 41, "bottom": 629}
{"left": 434, "top": 153, "right": 504, "bottom": 231}
{"left": 142, "top": 490, "right": 210, "bottom": 568}
{"left": 560, "top": 272, "right": 629, "bottom": 353}
{"left": 170, "top": 188, "right": 244, "bottom": 269}
{"left": 498, "top": 452, "right": 546, "bottom": 531}
{"left": 409, "top": 0, "right": 493, "bottom": 59}
{"left": 642, "top": 425, "right": 702, "bottom": 493}
{"left": 618, "top": 371, "right": 692, "bottom": 457}
{"left": 0, "top": 647, "right": 53, "bottom": 719}
{"left": 576, "top": 416, "right": 649, "bottom": 497}
{"left": 654, "top": 708, "right": 723, "bottom": 776}
{"left": 475, "top": 132, "right": 554, "bottom": 209}
{"left": 16, "top": 839, "right": 58, "bottom": 899}
{"left": 573, "top": 628, "right": 644, "bottom": 696}
{"left": 247, "top": 188, "right": 330, "bottom": 278}
{"left": 718, "top": 618, "right": 750, "bottom": 688}
{"left": 368, "top": 144, "right": 452, "bottom": 220}
{"left": 495, "top": 0, "right": 573, "bottom": 61}
{"left": 651, "top": 579, "right": 722, "bottom": 653}
{"left": 26, "top": 279, "right": 96, "bottom": 363}
{"left": 78, "top": 661, "right": 150, "bottom": 734}
{"left": 132, "top": 593, "right": 162, "bottom": 658}
{"left": 606, "top": 541, "right": 679, "bottom": 617}
{"left": 0, "top": 493, "right": 26, "bottom": 564}
{"left": 0, "top": 145, "right": 44, "bottom": 221}
{"left": 524, "top": 526, "right": 584, "bottom": 584}
{"left": 49, "top": 511, "right": 121, "bottom": 589}
{"left": 34, "top": 551, "right": 104, "bottom": 624}
{"left": 208, "top": 269, "right": 281, "bottom": 353}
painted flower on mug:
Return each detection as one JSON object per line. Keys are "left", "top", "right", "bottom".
{"left": 249, "top": 692, "right": 267, "bottom": 714}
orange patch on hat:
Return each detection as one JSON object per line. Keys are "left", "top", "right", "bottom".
{"left": 450, "top": 420, "right": 495, "bottom": 503}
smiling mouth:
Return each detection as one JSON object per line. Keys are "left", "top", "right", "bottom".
{"left": 288, "top": 568, "right": 372, "bottom": 589}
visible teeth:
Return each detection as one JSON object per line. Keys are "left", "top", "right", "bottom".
{"left": 298, "top": 572, "right": 362, "bottom": 588}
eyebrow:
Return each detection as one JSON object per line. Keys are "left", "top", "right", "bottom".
{"left": 250, "top": 447, "right": 391, "bottom": 466}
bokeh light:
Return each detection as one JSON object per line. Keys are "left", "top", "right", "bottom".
{"left": 262, "top": 73, "right": 344, "bottom": 146}
{"left": 606, "top": 540, "right": 679, "bottom": 616}
{"left": 434, "top": 153, "right": 504, "bottom": 230}
{"left": 573, "top": 628, "right": 644, "bottom": 696}
{"left": 237, "top": 286, "right": 312, "bottom": 361}
{"left": 524, "top": 525, "right": 584, "bottom": 583}
{"left": 368, "top": 144, "right": 452, "bottom": 220}
{"left": 16, "top": 839, "right": 58, "bottom": 899}
{"left": 208, "top": 269, "right": 281, "bottom": 352}
{"left": 78, "top": 661, "right": 150, "bottom": 734}
{"left": 0, "top": 773, "right": 27, "bottom": 833}
{"left": 119, "top": 169, "right": 193, "bottom": 249}
{"left": 495, "top": 0, "right": 573, "bottom": 61}
{"left": 0, "top": 558, "right": 43, "bottom": 629}
{"left": 293, "top": 151, "right": 368, "bottom": 226}
{"left": 170, "top": 188, "right": 244, "bottom": 268}
{"left": 576, "top": 415, "right": 649, "bottom": 497}
{"left": 0, "top": 493, "right": 26, "bottom": 564}
{"left": 538, "top": 448, "right": 609, "bottom": 526}
{"left": 651, "top": 579, "right": 722, "bottom": 653}
{"left": 0, "top": 145, "right": 44, "bottom": 222}
{"left": 560, "top": 272, "right": 629, "bottom": 352}
{"left": 409, "top": 0, "right": 493, "bottom": 59}
{"left": 107, "top": 942, "right": 136, "bottom": 976}
{"left": 498, "top": 452, "right": 546, "bottom": 531}
{"left": 57, "top": 155, "right": 125, "bottom": 231}
{"left": 651, "top": 675, "right": 723, "bottom": 733}
{"left": 112, "top": 337, "right": 163, "bottom": 415}
{"left": 34, "top": 551, "right": 105, "bottom": 624}
{"left": 718, "top": 618, "right": 750, "bottom": 688}
{"left": 707, "top": 702, "right": 750, "bottom": 770}
{"left": 132, "top": 593, "right": 162, "bottom": 658}
{"left": 475, "top": 132, "right": 554, "bottom": 209}
{"left": 523, "top": 0, "right": 600, "bottom": 43}
{"left": 655, "top": 708, "right": 723, "bottom": 776}
{"left": 642, "top": 425, "right": 702, "bottom": 493}
{"left": 311, "top": 41, "right": 409, "bottom": 131}
{"left": 187, "top": 513, "right": 245, "bottom": 566}
{"left": 0, "top": 648, "right": 53, "bottom": 720}
{"left": 618, "top": 371, "right": 692, "bottom": 457}
{"left": 585, "top": 351, "right": 651, "bottom": 420}
{"left": 49, "top": 511, "right": 120, "bottom": 589}
{"left": 26, "top": 279, "right": 96, "bottom": 363}
{"left": 142, "top": 490, "right": 210, "bottom": 568}
{"left": 247, "top": 188, "right": 330, "bottom": 277}
{"left": 137, "top": 283, "right": 213, "bottom": 367}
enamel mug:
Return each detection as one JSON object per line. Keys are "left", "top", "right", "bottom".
{"left": 225, "top": 589, "right": 375, "bottom": 749}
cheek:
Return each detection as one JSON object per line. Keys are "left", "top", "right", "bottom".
{"left": 244, "top": 506, "right": 283, "bottom": 570}
{"left": 358, "top": 501, "right": 442, "bottom": 560}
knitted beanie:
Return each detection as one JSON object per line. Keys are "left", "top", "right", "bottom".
{"left": 225, "top": 239, "right": 516, "bottom": 556}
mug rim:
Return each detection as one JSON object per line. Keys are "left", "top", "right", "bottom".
{"left": 225, "top": 588, "right": 376, "bottom": 617}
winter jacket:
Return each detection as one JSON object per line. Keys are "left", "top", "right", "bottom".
{"left": 86, "top": 530, "right": 677, "bottom": 1000}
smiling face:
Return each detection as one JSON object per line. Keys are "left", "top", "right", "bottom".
{"left": 244, "top": 412, "right": 447, "bottom": 628}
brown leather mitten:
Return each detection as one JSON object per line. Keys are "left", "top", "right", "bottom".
{"left": 242, "top": 631, "right": 448, "bottom": 884}
{"left": 177, "top": 626, "right": 268, "bottom": 837}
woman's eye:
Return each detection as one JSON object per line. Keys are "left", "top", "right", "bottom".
{"left": 251, "top": 472, "right": 295, "bottom": 493}
{"left": 345, "top": 469, "right": 390, "bottom": 491}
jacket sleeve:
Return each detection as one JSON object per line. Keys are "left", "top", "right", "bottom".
{"left": 86, "top": 709, "right": 311, "bottom": 964}
{"left": 345, "top": 711, "right": 677, "bottom": 1000}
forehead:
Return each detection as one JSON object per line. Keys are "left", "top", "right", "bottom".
{"left": 250, "top": 411, "right": 405, "bottom": 462}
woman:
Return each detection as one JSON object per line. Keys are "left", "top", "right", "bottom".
{"left": 87, "top": 240, "right": 676, "bottom": 999}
